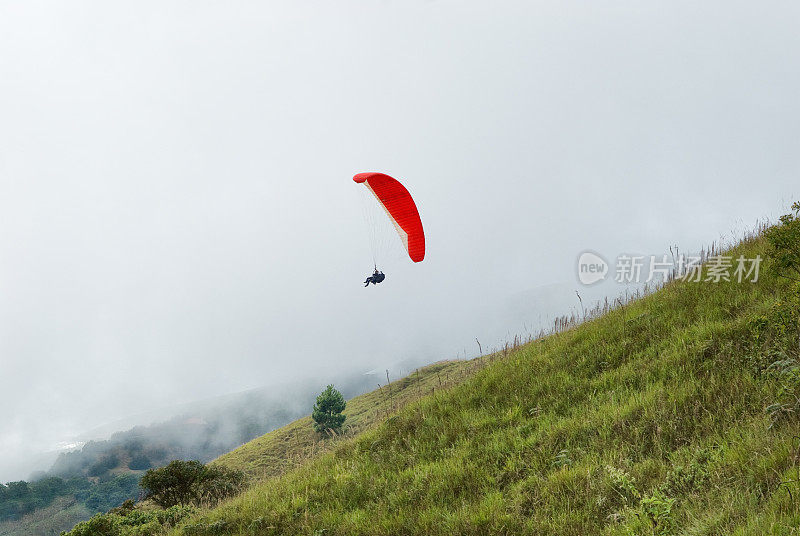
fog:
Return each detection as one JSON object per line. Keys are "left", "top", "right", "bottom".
{"left": 1, "top": 0, "right": 798, "bottom": 481}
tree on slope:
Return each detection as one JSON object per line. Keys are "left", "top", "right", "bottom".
{"left": 312, "top": 385, "right": 346, "bottom": 436}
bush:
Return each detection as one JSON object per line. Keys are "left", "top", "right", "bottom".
{"left": 140, "top": 460, "right": 206, "bottom": 508}
{"left": 139, "top": 460, "right": 245, "bottom": 508}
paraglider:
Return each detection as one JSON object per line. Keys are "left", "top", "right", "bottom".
{"left": 364, "top": 269, "right": 385, "bottom": 287}
{"left": 353, "top": 172, "right": 425, "bottom": 286}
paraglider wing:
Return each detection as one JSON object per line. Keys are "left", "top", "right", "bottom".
{"left": 353, "top": 172, "right": 425, "bottom": 263}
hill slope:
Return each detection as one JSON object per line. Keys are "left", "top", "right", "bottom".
{"left": 166, "top": 236, "right": 800, "bottom": 535}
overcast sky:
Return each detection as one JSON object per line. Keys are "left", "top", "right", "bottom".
{"left": 1, "top": 0, "right": 798, "bottom": 481}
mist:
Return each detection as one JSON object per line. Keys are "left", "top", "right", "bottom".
{"left": 1, "top": 0, "right": 799, "bottom": 482}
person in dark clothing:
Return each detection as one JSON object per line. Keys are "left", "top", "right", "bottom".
{"left": 364, "top": 269, "right": 386, "bottom": 287}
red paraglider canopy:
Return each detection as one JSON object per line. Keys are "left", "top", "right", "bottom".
{"left": 353, "top": 172, "right": 425, "bottom": 263}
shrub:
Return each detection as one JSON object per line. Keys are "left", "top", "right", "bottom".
{"left": 140, "top": 460, "right": 206, "bottom": 508}
{"left": 139, "top": 460, "right": 245, "bottom": 508}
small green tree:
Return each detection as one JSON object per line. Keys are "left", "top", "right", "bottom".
{"left": 312, "top": 385, "right": 346, "bottom": 435}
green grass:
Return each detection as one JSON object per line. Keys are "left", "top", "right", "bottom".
{"left": 164, "top": 235, "right": 800, "bottom": 535}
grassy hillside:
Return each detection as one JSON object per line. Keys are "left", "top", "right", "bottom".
{"left": 162, "top": 235, "right": 800, "bottom": 535}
